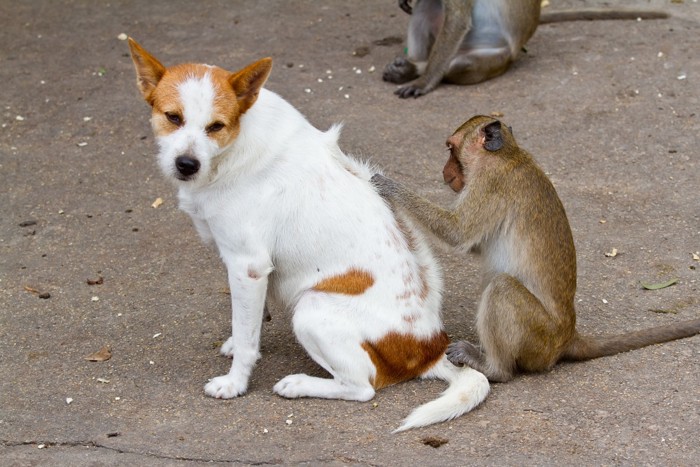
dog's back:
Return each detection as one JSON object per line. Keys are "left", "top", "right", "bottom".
{"left": 211, "top": 89, "right": 443, "bottom": 329}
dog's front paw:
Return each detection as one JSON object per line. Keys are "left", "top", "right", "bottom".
{"left": 219, "top": 336, "right": 235, "bottom": 358}
{"left": 273, "top": 374, "right": 310, "bottom": 399}
{"left": 204, "top": 374, "right": 247, "bottom": 399}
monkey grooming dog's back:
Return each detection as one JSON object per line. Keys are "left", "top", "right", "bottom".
{"left": 373, "top": 115, "right": 700, "bottom": 382}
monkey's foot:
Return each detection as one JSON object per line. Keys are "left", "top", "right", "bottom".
{"left": 383, "top": 57, "right": 419, "bottom": 84}
{"left": 447, "top": 340, "right": 484, "bottom": 367}
{"left": 394, "top": 76, "right": 440, "bottom": 98}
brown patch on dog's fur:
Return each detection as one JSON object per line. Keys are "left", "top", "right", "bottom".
{"left": 312, "top": 268, "right": 375, "bottom": 295}
{"left": 362, "top": 331, "right": 449, "bottom": 390}
{"left": 418, "top": 265, "right": 430, "bottom": 301}
{"left": 402, "top": 313, "right": 419, "bottom": 325}
{"left": 396, "top": 290, "right": 413, "bottom": 300}
{"left": 387, "top": 223, "right": 403, "bottom": 250}
{"left": 395, "top": 215, "right": 419, "bottom": 253}
{"left": 392, "top": 217, "right": 431, "bottom": 303}
{"left": 397, "top": 260, "right": 431, "bottom": 304}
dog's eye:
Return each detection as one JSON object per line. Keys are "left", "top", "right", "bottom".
{"left": 165, "top": 112, "right": 182, "bottom": 126}
{"left": 206, "top": 122, "right": 225, "bottom": 133}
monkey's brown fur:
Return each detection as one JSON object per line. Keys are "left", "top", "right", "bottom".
{"left": 385, "top": 0, "right": 669, "bottom": 98}
{"left": 372, "top": 115, "right": 700, "bottom": 382}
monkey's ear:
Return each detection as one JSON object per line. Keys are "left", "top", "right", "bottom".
{"left": 482, "top": 121, "right": 503, "bottom": 152}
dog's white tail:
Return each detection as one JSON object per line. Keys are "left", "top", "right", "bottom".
{"left": 394, "top": 356, "right": 489, "bottom": 433}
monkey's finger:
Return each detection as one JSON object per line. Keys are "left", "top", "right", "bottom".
{"left": 370, "top": 177, "right": 390, "bottom": 195}
{"left": 394, "top": 86, "right": 410, "bottom": 98}
{"left": 369, "top": 174, "right": 399, "bottom": 200}
{"left": 399, "top": 0, "right": 413, "bottom": 15}
{"left": 395, "top": 85, "right": 426, "bottom": 99}
{"left": 369, "top": 173, "right": 386, "bottom": 185}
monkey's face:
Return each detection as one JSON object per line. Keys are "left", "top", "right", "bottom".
{"left": 443, "top": 116, "right": 509, "bottom": 193}
{"left": 443, "top": 136, "right": 465, "bottom": 193}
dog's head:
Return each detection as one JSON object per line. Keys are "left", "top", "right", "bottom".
{"left": 128, "top": 38, "right": 272, "bottom": 185}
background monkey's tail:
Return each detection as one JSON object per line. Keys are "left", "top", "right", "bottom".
{"left": 393, "top": 356, "right": 489, "bottom": 433}
{"left": 539, "top": 9, "right": 669, "bottom": 25}
{"left": 561, "top": 318, "right": 700, "bottom": 362}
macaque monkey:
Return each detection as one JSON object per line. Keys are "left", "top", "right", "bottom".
{"left": 384, "top": 0, "right": 669, "bottom": 98}
{"left": 371, "top": 115, "right": 700, "bottom": 382}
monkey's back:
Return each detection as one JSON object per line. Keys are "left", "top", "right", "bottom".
{"left": 467, "top": 0, "right": 541, "bottom": 55}
{"left": 499, "top": 159, "right": 577, "bottom": 321}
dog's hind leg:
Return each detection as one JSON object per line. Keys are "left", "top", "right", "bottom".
{"left": 274, "top": 372, "right": 375, "bottom": 401}
{"left": 273, "top": 295, "right": 376, "bottom": 401}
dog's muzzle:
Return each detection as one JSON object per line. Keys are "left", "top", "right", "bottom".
{"left": 175, "top": 155, "right": 200, "bottom": 180}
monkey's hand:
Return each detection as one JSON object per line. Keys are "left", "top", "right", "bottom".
{"left": 371, "top": 173, "right": 403, "bottom": 202}
{"left": 398, "top": 0, "right": 413, "bottom": 15}
{"left": 383, "top": 57, "right": 419, "bottom": 84}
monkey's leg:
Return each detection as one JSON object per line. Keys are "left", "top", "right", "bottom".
{"left": 443, "top": 45, "right": 513, "bottom": 85}
{"left": 395, "top": 0, "right": 471, "bottom": 97}
{"left": 449, "top": 274, "right": 561, "bottom": 382}
{"left": 383, "top": 0, "right": 440, "bottom": 84}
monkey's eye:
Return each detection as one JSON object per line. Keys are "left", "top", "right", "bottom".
{"left": 206, "top": 122, "right": 225, "bottom": 133}
{"left": 165, "top": 112, "right": 183, "bottom": 126}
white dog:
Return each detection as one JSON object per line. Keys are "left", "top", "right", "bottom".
{"left": 128, "top": 38, "right": 488, "bottom": 431}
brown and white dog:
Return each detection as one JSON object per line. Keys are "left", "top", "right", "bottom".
{"left": 128, "top": 38, "right": 488, "bottom": 431}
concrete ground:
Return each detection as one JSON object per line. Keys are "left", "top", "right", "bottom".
{"left": 1, "top": 0, "right": 698, "bottom": 465}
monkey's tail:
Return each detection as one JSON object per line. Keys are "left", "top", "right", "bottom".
{"left": 539, "top": 9, "right": 669, "bottom": 24}
{"left": 561, "top": 318, "right": 700, "bottom": 362}
{"left": 393, "top": 356, "right": 489, "bottom": 433}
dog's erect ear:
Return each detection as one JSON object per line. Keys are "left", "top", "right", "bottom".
{"left": 229, "top": 58, "right": 273, "bottom": 114}
{"left": 128, "top": 38, "right": 166, "bottom": 105}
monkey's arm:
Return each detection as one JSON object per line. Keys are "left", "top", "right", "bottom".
{"left": 396, "top": 0, "right": 472, "bottom": 98}
{"left": 372, "top": 173, "right": 464, "bottom": 246}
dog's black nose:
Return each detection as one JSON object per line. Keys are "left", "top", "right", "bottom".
{"left": 175, "top": 155, "right": 200, "bottom": 177}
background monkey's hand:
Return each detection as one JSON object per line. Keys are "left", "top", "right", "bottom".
{"left": 371, "top": 173, "right": 403, "bottom": 201}
{"left": 399, "top": 0, "right": 413, "bottom": 15}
